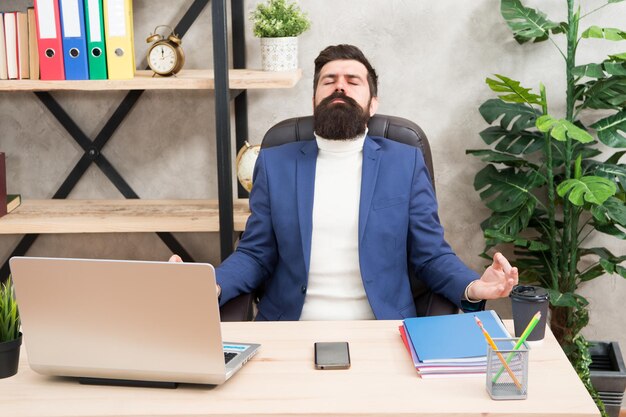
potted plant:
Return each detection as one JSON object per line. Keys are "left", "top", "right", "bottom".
{"left": 250, "top": 0, "right": 311, "bottom": 71}
{"left": 0, "top": 277, "right": 21, "bottom": 379}
{"left": 466, "top": 1, "right": 626, "bottom": 416}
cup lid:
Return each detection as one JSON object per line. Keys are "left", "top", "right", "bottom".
{"left": 510, "top": 285, "right": 549, "bottom": 301}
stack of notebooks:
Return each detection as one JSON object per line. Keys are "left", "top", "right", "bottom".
{"left": 399, "top": 310, "right": 511, "bottom": 378}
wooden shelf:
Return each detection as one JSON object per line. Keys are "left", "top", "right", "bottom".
{"left": 0, "top": 69, "right": 302, "bottom": 91}
{"left": 0, "top": 199, "right": 251, "bottom": 234}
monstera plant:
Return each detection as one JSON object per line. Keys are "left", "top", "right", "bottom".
{"left": 467, "top": 0, "right": 626, "bottom": 414}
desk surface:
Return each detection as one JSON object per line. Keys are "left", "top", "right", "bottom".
{"left": 1, "top": 320, "right": 600, "bottom": 417}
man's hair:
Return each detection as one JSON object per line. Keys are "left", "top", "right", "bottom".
{"left": 313, "top": 44, "right": 378, "bottom": 98}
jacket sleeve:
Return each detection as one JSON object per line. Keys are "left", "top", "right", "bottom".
{"left": 407, "top": 148, "right": 480, "bottom": 310}
{"left": 216, "top": 151, "right": 278, "bottom": 305}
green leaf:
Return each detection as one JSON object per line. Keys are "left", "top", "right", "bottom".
{"left": 481, "top": 198, "right": 536, "bottom": 236}
{"left": 500, "top": 0, "right": 559, "bottom": 43}
{"left": 590, "top": 110, "right": 626, "bottom": 147}
{"left": 575, "top": 154, "right": 583, "bottom": 180}
{"left": 605, "top": 150, "right": 625, "bottom": 164}
{"left": 604, "top": 62, "right": 626, "bottom": 76}
{"left": 604, "top": 196, "right": 626, "bottom": 226}
{"left": 474, "top": 165, "right": 545, "bottom": 212}
{"left": 609, "top": 0, "right": 626, "bottom": 3}
{"left": 250, "top": 0, "right": 311, "bottom": 37}
{"left": 595, "top": 223, "right": 626, "bottom": 239}
{"left": 478, "top": 127, "right": 545, "bottom": 154}
{"left": 466, "top": 149, "right": 533, "bottom": 167}
{"left": 536, "top": 115, "right": 595, "bottom": 143}
{"left": 580, "top": 247, "right": 626, "bottom": 263}
{"left": 0, "top": 278, "right": 20, "bottom": 342}
{"left": 480, "top": 99, "right": 542, "bottom": 132}
{"left": 484, "top": 229, "right": 549, "bottom": 250}
{"left": 581, "top": 26, "right": 626, "bottom": 41}
{"left": 486, "top": 75, "right": 543, "bottom": 105}
{"left": 600, "top": 258, "right": 616, "bottom": 273}
{"left": 557, "top": 176, "right": 617, "bottom": 205}
{"left": 553, "top": 143, "right": 602, "bottom": 168}
{"left": 579, "top": 264, "right": 605, "bottom": 282}
{"left": 548, "top": 290, "right": 588, "bottom": 308}
{"left": 594, "top": 163, "right": 626, "bottom": 190}
{"left": 573, "top": 63, "right": 606, "bottom": 78}
{"left": 617, "top": 265, "right": 626, "bottom": 278}
{"left": 580, "top": 76, "right": 626, "bottom": 110}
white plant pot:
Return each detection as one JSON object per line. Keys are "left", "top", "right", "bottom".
{"left": 260, "top": 37, "right": 298, "bottom": 71}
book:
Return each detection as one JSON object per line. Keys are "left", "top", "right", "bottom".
{"left": 0, "top": 13, "right": 8, "bottom": 80}
{"left": 6, "top": 194, "right": 21, "bottom": 214}
{"left": 16, "top": 11, "right": 29, "bottom": 79}
{"left": 1, "top": 152, "right": 7, "bottom": 217}
{"left": 4, "top": 12, "right": 18, "bottom": 79}
{"left": 403, "top": 310, "right": 510, "bottom": 362}
{"left": 28, "top": 8, "right": 40, "bottom": 80}
{"left": 400, "top": 310, "right": 511, "bottom": 378}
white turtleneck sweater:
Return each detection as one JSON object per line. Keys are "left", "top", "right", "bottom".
{"left": 299, "top": 130, "right": 376, "bottom": 321}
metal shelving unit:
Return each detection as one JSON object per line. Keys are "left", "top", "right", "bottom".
{"left": 0, "top": 0, "right": 301, "bottom": 280}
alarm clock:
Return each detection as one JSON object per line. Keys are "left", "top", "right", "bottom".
{"left": 146, "top": 25, "right": 185, "bottom": 77}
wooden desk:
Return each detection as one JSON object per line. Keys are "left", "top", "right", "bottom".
{"left": 0, "top": 320, "right": 600, "bottom": 417}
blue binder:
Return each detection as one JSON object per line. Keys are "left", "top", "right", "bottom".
{"left": 58, "top": 0, "right": 89, "bottom": 80}
{"left": 403, "top": 310, "right": 511, "bottom": 362}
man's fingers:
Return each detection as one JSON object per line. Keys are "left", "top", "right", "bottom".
{"left": 499, "top": 267, "right": 518, "bottom": 296}
{"left": 494, "top": 252, "right": 512, "bottom": 274}
{"left": 169, "top": 254, "right": 183, "bottom": 263}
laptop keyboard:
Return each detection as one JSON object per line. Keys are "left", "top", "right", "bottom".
{"left": 224, "top": 352, "right": 238, "bottom": 364}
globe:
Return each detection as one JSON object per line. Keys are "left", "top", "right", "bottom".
{"left": 236, "top": 141, "right": 261, "bottom": 192}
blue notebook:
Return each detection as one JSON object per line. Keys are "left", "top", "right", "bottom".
{"left": 403, "top": 310, "right": 510, "bottom": 363}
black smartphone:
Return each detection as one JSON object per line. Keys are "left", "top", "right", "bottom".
{"left": 314, "top": 342, "right": 351, "bottom": 370}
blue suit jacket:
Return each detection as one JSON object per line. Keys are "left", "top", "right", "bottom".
{"left": 216, "top": 136, "right": 479, "bottom": 320}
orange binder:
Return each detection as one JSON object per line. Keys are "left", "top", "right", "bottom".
{"left": 34, "top": 0, "right": 65, "bottom": 80}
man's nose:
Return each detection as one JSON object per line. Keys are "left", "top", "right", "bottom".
{"left": 334, "top": 78, "right": 346, "bottom": 92}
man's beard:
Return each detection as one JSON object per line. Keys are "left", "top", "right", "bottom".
{"left": 313, "top": 92, "right": 371, "bottom": 140}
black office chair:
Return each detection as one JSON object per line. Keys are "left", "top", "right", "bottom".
{"left": 219, "top": 114, "right": 458, "bottom": 321}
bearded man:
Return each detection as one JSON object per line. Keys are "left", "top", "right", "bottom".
{"left": 197, "top": 45, "right": 518, "bottom": 320}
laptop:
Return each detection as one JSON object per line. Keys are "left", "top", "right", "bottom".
{"left": 9, "top": 256, "right": 260, "bottom": 387}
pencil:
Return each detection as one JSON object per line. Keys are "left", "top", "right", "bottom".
{"left": 492, "top": 311, "right": 541, "bottom": 383}
{"left": 474, "top": 315, "right": 522, "bottom": 390}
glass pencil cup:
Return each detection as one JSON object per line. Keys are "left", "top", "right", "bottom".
{"left": 485, "top": 338, "right": 529, "bottom": 400}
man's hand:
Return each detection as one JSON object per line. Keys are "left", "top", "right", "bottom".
{"left": 468, "top": 252, "right": 518, "bottom": 301}
{"left": 168, "top": 254, "right": 221, "bottom": 297}
{"left": 169, "top": 254, "right": 183, "bottom": 263}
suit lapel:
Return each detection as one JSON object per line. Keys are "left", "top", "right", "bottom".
{"left": 359, "top": 136, "right": 381, "bottom": 243}
{"left": 296, "top": 140, "right": 318, "bottom": 273}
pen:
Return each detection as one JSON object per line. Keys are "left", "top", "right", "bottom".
{"left": 474, "top": 315, "right": 522, "bottom": 390}
{"left": 492, "top": 311, "right": 541, "bottom": 383}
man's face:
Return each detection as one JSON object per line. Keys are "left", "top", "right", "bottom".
{"left": 313, "top": 60, "right": 378, "bottom": 139}
{"left": 314, "top": 59, "right": 378, "bottom": 116}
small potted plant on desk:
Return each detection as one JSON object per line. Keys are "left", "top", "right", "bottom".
{"left": 0, "top": 277, "right": 21, "bottom": 379}
{"left": 251, "top": 0, "right": 311, "bottom": 71}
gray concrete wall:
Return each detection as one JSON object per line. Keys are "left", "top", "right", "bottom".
{"left": 1, "top": 1, "right": 624, "bottom": 348}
